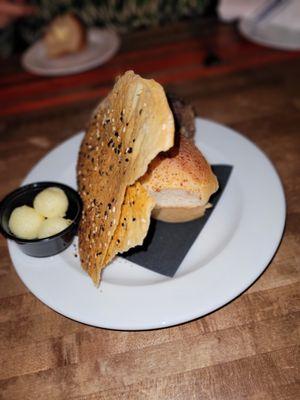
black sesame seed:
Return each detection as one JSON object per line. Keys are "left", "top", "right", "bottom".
{"left": 139, "top": 109, "right": 143, "bottom": 115}
{"left": 114, "top": 131, "right": 119, "bottom": 137}
{"left": 127, "top": 147, "right": 133, "bottom": 153}
{"left": 108, "top": 139, "right": 113, "bottom": 147}
{"left": 132, "top": 217, "right": 136, "bottom": 222}
{"left": 108, "top": 203, "right": 111, "bottom": 209}
{"left": 125, "top": 158, "right": 129, "bottom": 162}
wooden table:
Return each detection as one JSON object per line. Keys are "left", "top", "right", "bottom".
{"left": 0, "top": 20, "right": 299, "bottom": 399}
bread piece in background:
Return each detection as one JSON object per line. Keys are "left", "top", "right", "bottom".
{"left": 140, "top": 136, "right": 218, "bottom": 223}
{"left": 44, "top": 13, "right": 87, "bottom": 58}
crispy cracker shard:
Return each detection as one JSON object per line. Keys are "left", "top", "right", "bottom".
{"left": 77, "top": 71, "right": 174, "bottom": 285}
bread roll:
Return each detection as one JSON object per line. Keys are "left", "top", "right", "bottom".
{"left": 44, "top": 13, "right": 86, "bottom": 58}
{"left": 140, "top": 136, "right": 218, "bottom": 223}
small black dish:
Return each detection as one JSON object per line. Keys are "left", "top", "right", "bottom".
{"left": 0, "top": 182, "right": 82, "bottom": 257}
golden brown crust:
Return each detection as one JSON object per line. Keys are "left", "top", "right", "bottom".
{"left": 140, "top": 136, "right": 218, "bottom": 207}
{"left": 152, "top": 205, "right": 208, "bottom": 223}
{"left": 77, "top": 71, "right": 174, "bottom": 285}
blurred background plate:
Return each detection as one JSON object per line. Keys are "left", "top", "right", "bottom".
{"left": 238, "top": 0, "right": 300, "bottom": 51}
{"left": 22, "top": 28, "right": 120, "bottom": 76}
{"left": 239, "top": 18, "right": 300, "bottom": 51}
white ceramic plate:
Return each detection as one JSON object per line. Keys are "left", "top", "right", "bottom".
{"left": 8, "top": 119, "right": 285, "bottom": 330}
{"left": 239, "top": 18, "right": 300, "bottom": 51}
{"left": 22, "top": 28, "right": 120, "bottom": 76}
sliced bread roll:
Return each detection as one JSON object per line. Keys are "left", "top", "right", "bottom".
{"left": 44, "top": 13, "right": 86, "bottom": 58}
{"left": 140, "top": 136, "right": 218, "bottom": 223}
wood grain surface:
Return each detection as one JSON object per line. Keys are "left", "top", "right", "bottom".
{"left": 0, "top": 19, "right": 299, "bottom": 400}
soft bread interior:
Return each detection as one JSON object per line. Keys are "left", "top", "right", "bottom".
{"left": 148, "top": 188, "right": 203, "bottom": 208}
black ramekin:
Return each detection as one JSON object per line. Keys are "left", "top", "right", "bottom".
{"left": 0, "top": 182, "right": 82, "bottom": 257}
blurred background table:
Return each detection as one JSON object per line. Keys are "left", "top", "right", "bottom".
{"left": 0, "top": 19, "right": 299, "bottom": 400}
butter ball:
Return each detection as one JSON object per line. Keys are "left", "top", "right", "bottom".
{"left": 9, "top": 206, "right": 44, "bottom": 240}
{"left": 34, "top": 187, "right": 68, "bottom": 218}
{"left": 37, "top": 217, "right": 71, "bottom": 239}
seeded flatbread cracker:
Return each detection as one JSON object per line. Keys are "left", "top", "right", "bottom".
{"left": 77, "top": 71, "right": 174, "bottom": 285}
{"left": 105, "top": 182, "right": 155, "bottom": 264}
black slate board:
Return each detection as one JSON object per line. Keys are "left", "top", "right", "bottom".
{"left": 121, "top": 165, "right": 233, "bottom": 277}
